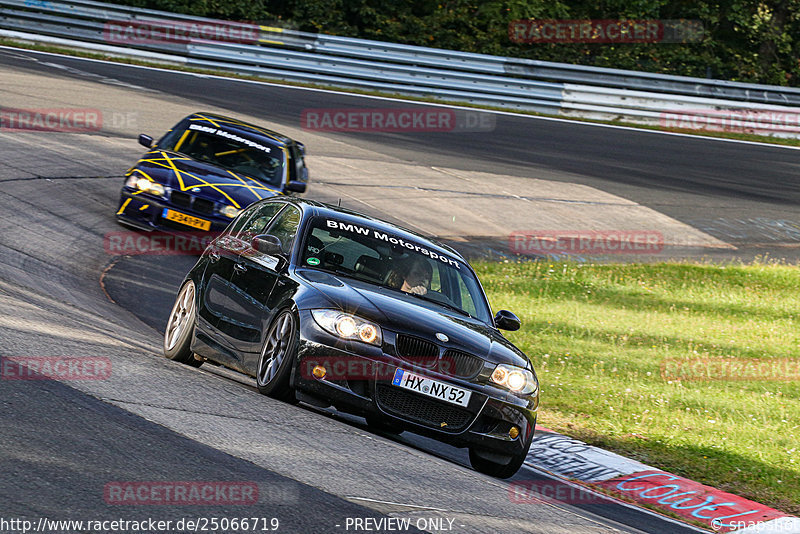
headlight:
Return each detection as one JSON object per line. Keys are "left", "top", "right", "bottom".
{"left": 491, "top": 364, "right": 538, "bottom": 395}
{"left": 220, "top": 205, "right": 241, "bottom": 218}
{"left": 311, "top": 310, "right": 382, "bottom": 346}
{"left": 126, "top": 175, "right": 166, "bottom": 197}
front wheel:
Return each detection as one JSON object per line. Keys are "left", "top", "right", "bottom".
{"left": 164, "top": 280, "right": 203, "bottom": 368}
{"left": 469, "top": 445, "right": 530, "bottom": 479}
{"left": 256, "top": 309, "right": 298, "bottom": 401}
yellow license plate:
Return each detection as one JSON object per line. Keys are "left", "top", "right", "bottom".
{"left": 162, "top": 209, "right": 211, "bottom": 231}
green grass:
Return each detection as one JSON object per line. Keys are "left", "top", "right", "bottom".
{"left": 2, "top": 37, "right": 800, "bottom": 148}
{"left": 474, "top": 260, "right": 800, "bottom": 514}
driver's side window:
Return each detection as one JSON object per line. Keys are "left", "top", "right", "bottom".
{"left": 235, "top": 202, "right": 285, "bottom": 241}
{"left": 226, "top": 204, "right": 259, "bottom": 237}
{"left": 266, "top": 205, "right": 302, "bottom": 254}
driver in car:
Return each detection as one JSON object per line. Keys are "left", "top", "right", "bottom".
{"left": 388, "top": 257, "right": 432, "bottom": 296}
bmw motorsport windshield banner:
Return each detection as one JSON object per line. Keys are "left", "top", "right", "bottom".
{"left": 324, "top": 219, "right": 461, "bottom": 269}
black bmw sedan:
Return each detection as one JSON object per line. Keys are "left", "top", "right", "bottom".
{"left": 164, "top": 197, "right": 539, "bottom": 478}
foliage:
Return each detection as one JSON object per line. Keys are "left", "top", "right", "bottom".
{"left": 108, "top": 0, "right": 800, "bottom": 86}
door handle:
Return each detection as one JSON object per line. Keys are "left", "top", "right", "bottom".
{"left": 233, "top": 263, "right": 247, "bottom": 274}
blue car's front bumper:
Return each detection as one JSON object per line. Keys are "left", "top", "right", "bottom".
{"left": 116, "top": 188, "right": 233, "bottom": 233}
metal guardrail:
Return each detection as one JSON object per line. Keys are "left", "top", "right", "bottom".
{"left": 3, "top": 0, "right": 800, "bottom": 136}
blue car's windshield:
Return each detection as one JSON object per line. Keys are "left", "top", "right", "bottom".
{"left": 161, "top": 125, "right": 285, "bottom": 187}
{"left": 299, "top": 217, "right": 492, "bottom": 322}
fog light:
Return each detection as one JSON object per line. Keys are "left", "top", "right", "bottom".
{"left": 312, "top": 365, "right": 327, "bottom": 379}
{"left": 509, "top": 426, "right": 520, "bottom": 439}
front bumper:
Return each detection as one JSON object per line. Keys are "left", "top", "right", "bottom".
{"left": 292, "top": 310, "right": 538, "bottom": 458}
{"left": 116, "top": 189, "right": 233, "bottom": 234}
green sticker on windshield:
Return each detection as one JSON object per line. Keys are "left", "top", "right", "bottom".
{"left": 307, "top": 257, "right": 320, "bottom": 266}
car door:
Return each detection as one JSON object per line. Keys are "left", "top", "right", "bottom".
{"left": 195, "top": 205, "right": 257, "bottom": 336}
{"left": 229, "top": 204, "right": 304, "bottom": 371}
{"left": 202, "top": 201, "right": 287, "bottom": 365}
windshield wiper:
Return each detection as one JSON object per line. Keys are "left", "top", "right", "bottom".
{"left": 314, "top": 265, "right": 369, "bottom": 284}
{"left": 306, "top": 266, "right": 475, "bottom": 319}
{"left": 402, "top": 291, "right": 474, "bottom": 319}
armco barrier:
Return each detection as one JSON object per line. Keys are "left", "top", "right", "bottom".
{"left": 3, "top": 0, "right": 800, "bottom": 136}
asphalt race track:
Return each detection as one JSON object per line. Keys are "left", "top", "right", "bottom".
{"left": 3, "top": 45, "right": 795, "bottom": 533}
{"left": 2, "top": 48, "right": 799, "bottom": 257}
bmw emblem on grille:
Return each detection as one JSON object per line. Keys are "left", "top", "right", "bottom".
{"left": 436, "top": 333, "right": 449, "bottom": 342}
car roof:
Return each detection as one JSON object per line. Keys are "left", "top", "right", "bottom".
{"left": 184, "top": 112, "right": 300, "bottom": 148}
{"left": 267, "top": 197, "right": 465, "bottom": 261}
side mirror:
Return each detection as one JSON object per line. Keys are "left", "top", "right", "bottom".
{"left": 252, "top": 234, "right": 283, "bottom": 256}
{"left": 494, "top": 310, "right": 521, "bottom": 331}
{"left": 286, "top": 181, "right": 307, "bottom": 193}
{"left": 138, "top": 134, "right": 154, "bottom": 148}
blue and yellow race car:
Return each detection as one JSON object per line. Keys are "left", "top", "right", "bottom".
{"left": 116, "top": 113, "right": 308, "bottom": 234}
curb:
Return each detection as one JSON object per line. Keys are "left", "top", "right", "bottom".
{"left": 524, "top": 427, "right": 799, "bottom": 533}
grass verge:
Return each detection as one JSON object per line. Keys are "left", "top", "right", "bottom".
{"left": 474, "top": 260, "right": 800, "bottom": 514}
{"left": 1, "top": 37, "right": 800, "bottom": 148}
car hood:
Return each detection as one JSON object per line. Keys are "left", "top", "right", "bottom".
{"left": 131, "top": 150, "right": 283, "bottom": 207}
{"left": 297, "top": 269, "right": 529, "bottom": 368}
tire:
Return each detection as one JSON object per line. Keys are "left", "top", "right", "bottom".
{"left": 469, "top": 445, "right": 529, "bottom": 479}
{"left": 365, "top": 414, "right": 403, "bottom": 435}
{"left": 255, "top": 309, "right": 298, "bottom": 401}
{"left": 164, "top": 280, "right": 203, "bottom": 368}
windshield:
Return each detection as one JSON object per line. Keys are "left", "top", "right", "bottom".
{"left": 160, "top": 124, "right": 285, "bottom": 187}
{"left": 299, "top": 217, "right": 492, "bottom": 322}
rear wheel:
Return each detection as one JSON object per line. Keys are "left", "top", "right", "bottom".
{"left": 469, "top": 444, "right": 530, "bottom": 479}
{"left": 256, "top": 309, "right": 298, "bottom": 401}
{"left": 164, "top": 280, "right": 203, "bottom": 368}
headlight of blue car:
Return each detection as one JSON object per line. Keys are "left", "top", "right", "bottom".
{"left": 125, "top": 175, "right": 166, "bottom": 198}
{"left": 219, "top": 205, "right": 241, "bottom": 218}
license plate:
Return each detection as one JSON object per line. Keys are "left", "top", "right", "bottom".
{"left": 392, "top": 369, "right": 471, "bottom": 407}
{"left": 162, "top": 208, "right": 211, "bottom": 231}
